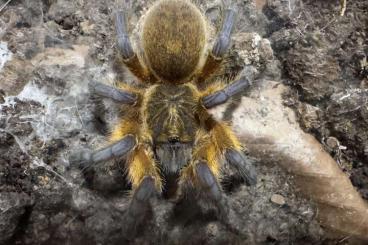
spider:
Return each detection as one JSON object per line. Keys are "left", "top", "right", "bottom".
{"left": 70, "top": 0, "right": 256, "bottom": 237}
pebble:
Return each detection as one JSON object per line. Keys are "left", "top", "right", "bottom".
{"left": 326, "top": 137, "right": 339, "bottom": 149}
{"left": 271, "top": 194, "right": 286, "bottom": 206}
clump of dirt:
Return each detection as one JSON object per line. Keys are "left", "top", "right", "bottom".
{"left": 265, "top": 0, "right": 368, "bottom": 199}
{"left": 0, "top": 131, "right": 32, "bottom": 244}
{"left": 0, "top": 131, "right": 32, "bottom": 193}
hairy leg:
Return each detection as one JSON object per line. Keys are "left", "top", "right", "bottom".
{"left": 127, "top": 144, "right": 162, "bottom": 190}
{"left": 194, "top": 107, "right": 257, "bottom": 186}
{"left": 122, "top": 144, "right": 161, "bottom": 239}
{"left": 115, "top": 10, "right": 155, "bottom": 82}
{"left": 122, "top": 176, "right": 157, "bottom": 239}
{"left": 195, "top": 162, "right": 228, "bottom": 218}
{"left": 95, "top": 117, "right": 162, "bottom": 238}
{"left": 196, "top": 5, "right": 237, "bottom": 82}
{"left": 207, "top": 116, "right": 257, "bottom": 185}
{"left": 69, "top": 134, "right": 136, "bottom": 169}
{"left": 201, "top": 76, "right": 252, "bottom": 109}
{"left": 88, "top": 80, "right": 138, "bottom": 104}
{"left": 109, "top": 118, "right": 162, "bottom": 190}
{"left": 179, "top": 157, "right": 239, "bottom": 233}
{"left": 69, "top": 106, "right": 142, "bottom": 169}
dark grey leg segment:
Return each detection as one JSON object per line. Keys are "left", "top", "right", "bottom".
{"left": 196, "top": 162, "right": 222, "bottom": 201}
{"left": 202, "top": 76, "right": 252, "bottom": 108}
{"left": 69, "top": 135, "right": 136, "bottom": 169}
{"left": 195, "top": 162, "right": 241, "bottom": 234}
{"left": 195, "top": 162, "right": 228, "bottom": 217}
{"left": 212, "top": 7, "right": 237, "bottom": 58}
{"left": 225, "top": 149, "right": 257, "bottom": 186}
{"left": 115, "top": 10, "right": 134, "bottom": 59}
{"left": 88, "top": 80, "right": 137, "bottom": 104}
{"left": 122, "top": 176, "right": 156, "bottom": 239}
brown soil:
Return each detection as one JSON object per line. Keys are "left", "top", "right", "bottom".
{"left": 0, "top": 0, "right": 367, "bottom": 244}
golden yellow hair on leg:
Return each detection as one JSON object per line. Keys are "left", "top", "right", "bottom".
{"left": 178, "top": 129, "right": 220, "bottom": 190}
{"left": 192, "top": 129, "right": 221, "bottom": 178}
{"left": 108, "top": 84, "right": 142, "bottom": 143}
{"left": 119, "top": 55, "right": 156, "bottom": 83}
{"left": 210, "top": 121, "right": 243, "bottom": 152}
{"left": 190, "top": 123, "right": 243, "bottom": 177}
{"left": 109, "top": 119, "right": 140, "bottom": 143}
{"left": 115, "top": 80, "right": 143, "bottom": 95}
{"left": 198, "top": 80, "right": 244, "bottom": 152}
{"left": 177, "top": 130, "right": 220, "bottom": 193}
{"left": 195, "top": 53, "right": 224, "bottom": 83}
{"left": 128, "top": 144, "right": 162, "bottom": 191}
{"left": 199, "top": 79, "right": 227, "bottom": 95}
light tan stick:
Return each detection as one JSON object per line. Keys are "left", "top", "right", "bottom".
{"left": 340, "top": 0, "right": 347, "bottom": 16}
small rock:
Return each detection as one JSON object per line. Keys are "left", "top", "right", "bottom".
{"left": 254, "top": 0, "right": 267, "bottom": 10}
{"left": 271, "top": 194, "right": 286, "bottom": 206}
{"left": 326, "top": 137, "right": 340, "bottom": 149}
{"left": 297, "top": 103, "right": 321, "bottom": 131}
{"left": 206, "top": 222, "right": 220, "bottom": 237}
{"left": 80, "top": 21, "right": 95, "bottom": 35}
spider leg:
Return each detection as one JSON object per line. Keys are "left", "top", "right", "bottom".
{"left": 225, "top": 149, "right": 257, "bottom": 186}
{"left": 196, "top": 5, "right": 237, "bottom": 82}
{"left": 69, "top": 134, "right": 136, "bottom": 169}
{"left": 110, "top": 120, "right": 162, "bottom": 191}
{"left": 195, "top": 162, "right": 224, "bottom": 206}
{"left": 212, "top": 7, "right": 237, "bottom": 58}
{"left": 195, "top": 107, "right": 257, "bottom": 185}
{"left": 202, "top": 76, "right": 251, "bottom": 108}
{"left": 115, "top": 11, "right": 155, "bottom": 82}
{"left": 115, "top": 10, "right": 134, "bottom": 59}
{"left": 195, "top": 161, "right": 244, "bottom": 234}
{"left": 179, "top": 159, "right": 239, "bottom": 233}
{"left": 175, "top": 130, "right": 241, "bottom": 233}
{"left": 122, "top": 175, "right": 157, "bottom": 240}
{"left": 122, "top": 144, "right": 162, "bottom": 239}
{"left": 89, "top": 80, "right": 138, "bottom": 104}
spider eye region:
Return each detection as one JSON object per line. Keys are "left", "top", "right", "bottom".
{"left": 145, "top": 84, "right": 198, "bottom": 145}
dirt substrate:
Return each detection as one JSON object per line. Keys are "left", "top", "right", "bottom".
{"left": 0, "top": 0, "right": 367, "bottom": 244}
{"left": 265, "top": 0, "right": 368, "bottom": 200}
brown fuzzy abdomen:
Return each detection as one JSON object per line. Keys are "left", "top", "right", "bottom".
{"left": 142, "top": 0, "right": 206, "bottom": 83}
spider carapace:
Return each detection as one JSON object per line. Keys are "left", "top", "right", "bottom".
{"left": 70, "top": 0, "right": 256, "bottom": 237}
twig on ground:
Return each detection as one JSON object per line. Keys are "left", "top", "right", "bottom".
{"left": 320, "top": 17, "right": 337, "bottom": 31}
{"left": 340, "top": 0, "right": 347, "bottom": 16}
{"left": 0, "top": 0, "right": 12, "bottom": 13}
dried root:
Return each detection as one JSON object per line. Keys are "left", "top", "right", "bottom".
{"left": 339, "top": 0, "right": 347, "bottom": 16}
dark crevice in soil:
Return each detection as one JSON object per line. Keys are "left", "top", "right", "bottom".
{"left": 7, "top": 205, "right": 34, "bottom": 245}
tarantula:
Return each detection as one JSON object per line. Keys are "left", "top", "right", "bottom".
{"left": 70, "top": 0, "right": 256, "bottom": 237}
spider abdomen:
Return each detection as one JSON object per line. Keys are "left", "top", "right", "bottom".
{"left": 142, "top": 0, "right": 207, "bottom": 83}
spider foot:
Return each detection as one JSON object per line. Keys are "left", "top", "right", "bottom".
{"left": 121, "top": 176, "right": 156, "bottom": 240}
{"left": 212, "top": 5, "right": 237, "bottom": 58}
{"left": 216, "top": 197, "right": 242, "bottom": 235}
{"left": 225, "top": 149, "right": 257, "bottom": 186}
{"left": 69, "top": 149, "right": 93, "bottom": 169}
{"left": 195, "top": 162, "right": 241, "bottom": 234}
{"left": 69, "top": 135, "right": 136, "bottom": 169}
{"left": 115, "top": 10, "right": 134, "bottom": 59}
